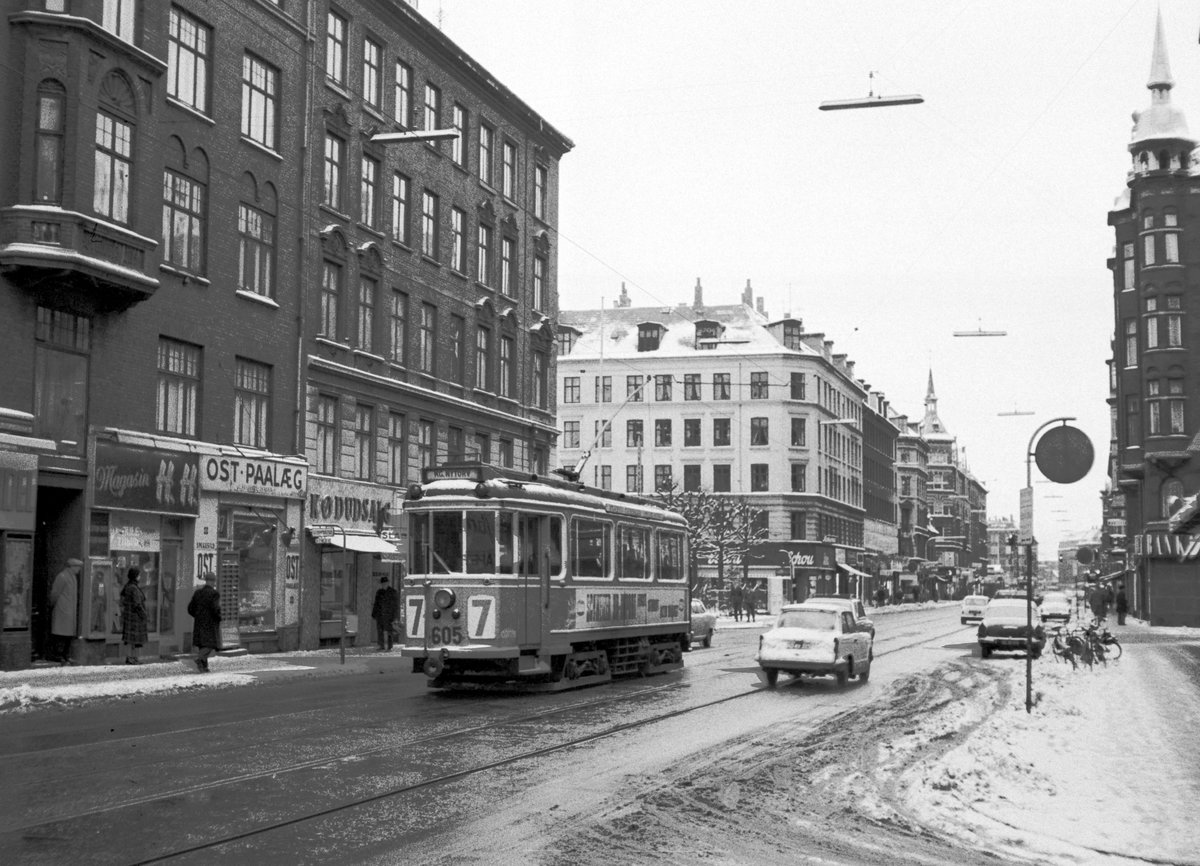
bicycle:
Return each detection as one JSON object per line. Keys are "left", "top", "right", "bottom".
{"left": 1049, "top": 625, "right": 1086, "bottom": 670}
{"left": 1080, "top": 618, "right": 1110, "bottom": 667}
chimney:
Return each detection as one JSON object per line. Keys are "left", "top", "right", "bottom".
{"left": 742, "top": 279, "right": 753, "bottom": 307}
{"left": 756, "top": 297, "right": 765, "bottom": 316}
{"left": 617, "top": 282, "right": 630, "bottom": 308}
{"left": 693, "top": 277, "right": 703, "bottom": 310}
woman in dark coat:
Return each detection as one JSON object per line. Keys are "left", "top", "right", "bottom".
{"left": 120, "top": 566, "right": 148, "bottom": 664}
{"left": 187, "top": 572, "right": 222, "bottom": 672}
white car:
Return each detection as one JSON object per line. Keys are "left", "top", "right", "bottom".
{"left": 688, "top": 599, "right": 717, "bottom": 649}
{"left": 1039, "top": 591, "right": 1072, "bottom": 623}
{"left": 960, "top": 594, "right": 990, "bottom": 625}
{"left": 755, "top": 603, "right": 873, "bottom": 689}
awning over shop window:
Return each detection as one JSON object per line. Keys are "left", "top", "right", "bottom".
{"left": 837, "top": 563, "right": 870, "bottom": 579}
{"left": 309, "top": 529, "right": 398, "bottom": 554}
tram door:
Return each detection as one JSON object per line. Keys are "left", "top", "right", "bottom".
{"left": 514, "top": 512, "right": 544, "bottom": 646}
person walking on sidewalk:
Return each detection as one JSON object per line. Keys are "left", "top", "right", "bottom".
{"left": 372, "top": 576, "right": 399, "bottom": 650}
{"left": 187, "top": 572, "right": 221, "bottom": 672}
{"left": 49, "top": 557, "right": 82, "bottom": 664}
{"left": 120, "top": 567, "right": 148, "bottom": 665}
{"left": 729, "top": 581, "right": 744, "bottom": 622}
{"left": 1115, "top": 583, "right": 1129, "bottom": 626}
{"left": 743, "top": 582, "right": 757, "bottom": 623}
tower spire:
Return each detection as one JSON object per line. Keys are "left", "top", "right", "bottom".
{"left": 1148, "top": 7, "right": 1173, "bottom": 91}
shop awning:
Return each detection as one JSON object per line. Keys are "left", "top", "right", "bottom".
{"left": 838, "top": 563, "right": 871, "bottom": 579}
{"left": 309, "top": 528, "right": 398, "bottom": 554}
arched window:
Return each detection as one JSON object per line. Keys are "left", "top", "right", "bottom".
{"left": 94, "top": 71, "right": 137, "bottom": 224}
{"left": 35, "top": 80, "right": 66, "bottom": 204}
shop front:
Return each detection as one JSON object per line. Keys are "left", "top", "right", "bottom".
{"left": 196, "top": 452, "right": 306, "bottom": 654}
{"left": 753, "top": 541, "right": 838, "bottom": 612}
{"left": 1137, "top": 529, "right": 1200, "bottom": 627}
{"left": 1, "top": 446, "right": 44, "bottom": 670}
{"left": 304, "top": 477, "right": 403, "bottom": 649}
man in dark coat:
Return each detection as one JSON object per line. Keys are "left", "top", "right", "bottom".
{"left": 372, "top": 576, "right": 400, "bottom": 650}
{"left": 1115, "top": 583, "right": 1129, "bottom": 625}
{"left": 120, "top": 567, "right": 148, "bottom": 665}
{"left": 187, "top": 572, "right": 221, "bottom": 672}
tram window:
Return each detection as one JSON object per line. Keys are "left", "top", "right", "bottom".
{"left": 430, "top": 511, "right": 463, "bottom": 573}
{"left": 657, "top": 531, "right": 684, "bottom": 582}
{"left": 548, "top": 516, "right": 563, "bottom": 575}
{"left": 410, "top": 512, "right": 429, "bottom": 573}
{"left": 617, "top": 525, "right": 650, "bottom": 580}
{"left": 572, "top": 518, "right": 610, "bottom": 578}
{"left": 498, "top": 511, "right": 515, "bottom": 574}
{"left": 465, "top": 511, "right": 496, "bottom": 573}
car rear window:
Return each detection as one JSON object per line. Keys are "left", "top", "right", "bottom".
{"left": 963, "top": 596, "right": 989, "bottom": 605}
{"left": 987, "top": 600, "right": 1033, "bottom": 615}
{"left": 778, "top": 609, "right": 837, "bottom": 630}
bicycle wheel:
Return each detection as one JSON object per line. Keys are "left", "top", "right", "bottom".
{"left": 1105, "top": 637, "right": 1123, "bottom": 661}
{"left": 1073, "top": 635, "right": 1093, "bottom": 669}
{"left": 1091, "top": 636, "right": 1107, "bottom": 666}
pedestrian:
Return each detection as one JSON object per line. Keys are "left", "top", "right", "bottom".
{"left": 1089, "top": 583, "right": 1110, "bottom": 623}
{"left": 119, "top": 566, "right": 148, "bottom": 665}
{"left": 743, "top": 582, "right": 756, "bottom": 622}
{"left": 1115, "top": 582, "right": 1129, "bottom": 626}
{"left": 49, "top": 557, "right": 82, "bottom": 664}
{"left": 187, "top": 571, "right": 221, "bottom": 672}
{"left": 372, "top": 576, "right": 400, "bottom": 650}
{"left": 729, "top": 581, "right": 744, "bottom": 622}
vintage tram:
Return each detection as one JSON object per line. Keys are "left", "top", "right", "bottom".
{"left": 399, "top": 464, "right": 691, "bottom": 691}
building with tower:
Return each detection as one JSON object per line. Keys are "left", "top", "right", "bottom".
{"left": 1108, "top": 10, "right": 1200, "bottom": 626}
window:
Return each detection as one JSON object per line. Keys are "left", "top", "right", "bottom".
{"left": 595, "top": 465, "right": 611, "bottom": 490}
{"left": 556, "top": 330, "right": 576, "bottom": 356}
{"left": 477, "top": 223, "right": 492, "bottom": 284}
{"left": 683, "top": 465, "right": 701, "bottom": 492}
{"left": 750, "top": 371, "right": 769, "bottom": 398}
{"left": 534, "top": 163, "right": 548, "bottom": 220}
{"left": 356, "top": 277, "right": 375, "bottom": 352}
{"left": 417, "top": 419, "right": 435, "bottom": 471}
{"left": 625, "top": 465, "right": 644, "bottom": 494}
{"left": 654, "top": 374, "right": 672, "bottom": 401}
{"left": 423, "top": 83, "right": 440, "bottom": 135}
{"left": 790, "top": 463, "right": 806, "bottom": 492}
{"left": 362, "top": 38, "right": 382, "bottom": 109}
{"left": 713, "top": 373, "right": 731, "bottom": 400}
{"left": 390, "top": 60, "right": 413, "bottom": 125}
{"left": 1165, "top": 232, "right": 1179, "bottom": 263}
{"left": 1146, "top": 298, "right": 1159, "bottom": 350}
{"left": 241, "top": 54, "right": 278, "bottom": 149}
{"left": 421, "top": 191, "right": 439, "bottom": 258}
{"left": 654, "top": 419, "right": 672, "bottom": 447}
{"left": 450, "top": 315, "right": 466, "bottom": 384}
{"left": 452, "top": 103, "right": 467, "bottom": 165}
{"left": 533, "top": 255, "right": 547, "bottom": 312}
{"left": 563, "top": 376, "right": 580, "bottom": 404}
{"left": 102, "top": 0, "right": 136, "bottom": 42}
{"left": 479, "top": 123, "right": 494, "bottom": 184}
{"left": 94, "top": 112, "right": 132, "bottom": 224}
{"left": 237, "top": 203, "right": 274, "bottom": 297}
{"left": 316, "top": 395, "right": 338, "bottom": 475}
{"left": 1125, "top": 319, "right": 1137, "bottom": 366}
{"left": 790, "top": 512, "right": 807, "bottom": 540}
{"left": 388, "top": 412, "right": 406, "bottom": 484}
{"left": 422, "top": 303, "right": 441, "bottom": 371}
{"left": 533, "top": 353, "right": 548, "bottom": 408}
{"left": 790, "top": 372, "right": 806, "bottom": 400}
{"left": 390, "top": 173, "right": 410, "bottom": 245}
{"left": 229, "top": 359, "right": 271, "bottom": 448}
{"left": 475, "top": 325, "right": 491, "bottom": 390}
{"left": 783, "top": 321, "right": 803, "bottom": 351}
{"left": 627, "top": 419, "right": 643, "bottom": 448}
{"left": 751, "top": 464, "right": 769, "bottom": 492}
{"left": 1147, "top": 381, "right": 1162, "bottom": 436}
{"left": 713, "top": 418, "right": 731, "bottom": 447}
{"left": 156, "top": 338, "right": 200, "bottom": 437}
{"left": 654, "top": 465, "right": 673, "bottom": 492}
{"left": 684, "top": 374, "right": 700, "bottom": 400}
{"left": 168, "top": 8, "right": 210, "bottom": 113}
{"left": 1123, "top": 242, "right": 1135, "bottom": 290}
{"left": 683, "top": 418, "right": 700, "bottom": 447}
{"left": 323, "top": 132, "right": 344, "bottom": 210}
{"left": 360, "top": 155, "right": 380, "bottom": 228}
{"left": 475, "top": 433, "right": 490, "bottom": 463}
{"left": 1125, "top": 395, "right": 1139, "bottom": 446}
{"left": 713, "top": 464, "right": 731, "bottom": 492}
{"left": 33, "top": 307, "right": 89, "bottom": 453}
{"left": 1167, "top": 297, "right": 1183, "bottom": 347}
{"left": 502, "top": 141, "right": 516, "bottom": 198}
{"left": 162, "top": 169, "right": 205, "bottom": 272}
{"left": 563, "top": 420, "right": 580, "bottom": 449}
{"left": 1144, "top": 234, "right": 1156, "bottom": 267}
{"left": 627, "top": 375, "right": 644, "bottom": 402}
{"left": 750, "top": 417, "right": 769, "bottom": 446}
{"left": 450, "top": 207, "right": 466, "bottom": 272}
{"left": 35, "top": 86, "right": 65, "bottom": 204}
{"left": 595, "top": 376, "right": 612, "bottom": 403}
{"left": 325, "top": 11, "right": 347, "bottom": 84}
{"left": 320, "top": 261, "right": 340, "bottom": 338}
{"left": 354, "top": 404, "right": 374, "bottom": 479}
{"left": 500, "top": 237, "right": 515, "bottom": 297}
{"left": 499, "top": 336, "right": 514, "bottom": 398}
{"left": 593, "top": 420, "right": 611, "bottom": 448}
{"left": 389, "top": 290, "right": 407, "bottom": 365}
{"left": 791, "top": 417, "right": 806, "bottom": 446}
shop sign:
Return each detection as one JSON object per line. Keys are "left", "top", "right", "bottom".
{"left": 307, "top": 477, "right": 391, "bottom": 530}
{"left": 0, "top": 450, "right": 37, "bottom": 531}
{"left": 1142, "top": 530, "right": 1200, "bottom": 561}
{"left": 110, "top": 512, "right": 161, "bottom": 551}
{"left": 200, "top": 456, "right": 306, "bottom": 498}
{"left": 93, "top": 441, "right": 200, "bottom": 516}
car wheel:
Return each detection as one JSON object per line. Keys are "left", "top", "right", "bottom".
{"left": 682, "top": 634, "right": 692, "bottom": 652}
{"left": 960, "top": 618, "right": 968, "bottom": 625}
{"left": 835, "top": 668, "right": 848, "bottom": 687}
{"left": 702, "top": 630, "right": 712, "bottom": 649}
{"left": 1031, "top": 649, "right": 1042, "bottom": 659}
{"left": 763, "top": 668, "right": 779, "bottom": 688}
{"left": 857, "top": 662, "right": 870, "bottom": 683}
{"left": 980, "top": 644, "right": 992, "bottom": 659}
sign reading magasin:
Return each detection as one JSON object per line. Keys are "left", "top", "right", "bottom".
{"left": 93, "top": 441, "right": 200, "bottom": 516}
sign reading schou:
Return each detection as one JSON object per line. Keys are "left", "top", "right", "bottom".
{"left": 200, "top": 456, "right": 306, "bottom": 498}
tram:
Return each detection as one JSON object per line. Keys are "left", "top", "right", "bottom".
{"left": 399, "top": 463, "right": 691, "bottom": 691}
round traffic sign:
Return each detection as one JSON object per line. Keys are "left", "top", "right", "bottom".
{"left": 1034, "top": 425, "right": 1094, "bottom": 484}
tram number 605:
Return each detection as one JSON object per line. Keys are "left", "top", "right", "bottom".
{"left": 430, "top": 625, "right": 463, "bottom": 645}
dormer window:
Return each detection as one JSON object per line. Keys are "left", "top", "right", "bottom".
{"left": 783, "top": 320, "right": 803, "bottom": 350}
{"left": 556, "top": 326, "right": 579, "bottom": 356}
{"left": 637, "top": 322, "right": 664, "bottom": 352}
{"left": 694, "top": 319, "right": 722, "bottom": 350}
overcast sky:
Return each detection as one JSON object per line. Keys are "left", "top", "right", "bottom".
{"left": 426, "top": 0, "right": 1193, "bottom": 556}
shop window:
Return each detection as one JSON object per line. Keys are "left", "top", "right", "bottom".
{"left": 220, "top": 507, "right": 279, "bottom": 632}
{"left": 34, "top": 306, "right": 90, "bottom": 454}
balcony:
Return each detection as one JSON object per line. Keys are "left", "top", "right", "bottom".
{"left": 0, "top": 206, "right": 159, "bottom": 310}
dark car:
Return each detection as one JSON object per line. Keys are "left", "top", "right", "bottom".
{"left": 978, "top": 598, "right": 1045, "bottom": 659}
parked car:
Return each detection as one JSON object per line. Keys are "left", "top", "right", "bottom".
{"left": 960, "top": 594, "right": 990, "bottom": 625}
{"left": 755, "top": 603, "right": 873, "bottom": 688}
{"left": 992, "top": 588, "right": 1026, "bottom": 599}
{"left": 978, "top": 598, "right": 1046, "bottom": 659}
{"left": 688, "top": 599, "right": 716, "bottom": 649}
{"left": 1038, "top": 591, "right": 1072, "bottom": 623}
{"left": 801, "top": 595, "right": 875, "bottom": 638}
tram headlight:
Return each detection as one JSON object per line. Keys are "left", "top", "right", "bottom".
{"left": 433, "top": 588, "right": 456, "bottom": 609}
{"left": 451, "top": 608, "right": 461, "bottom": 620}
